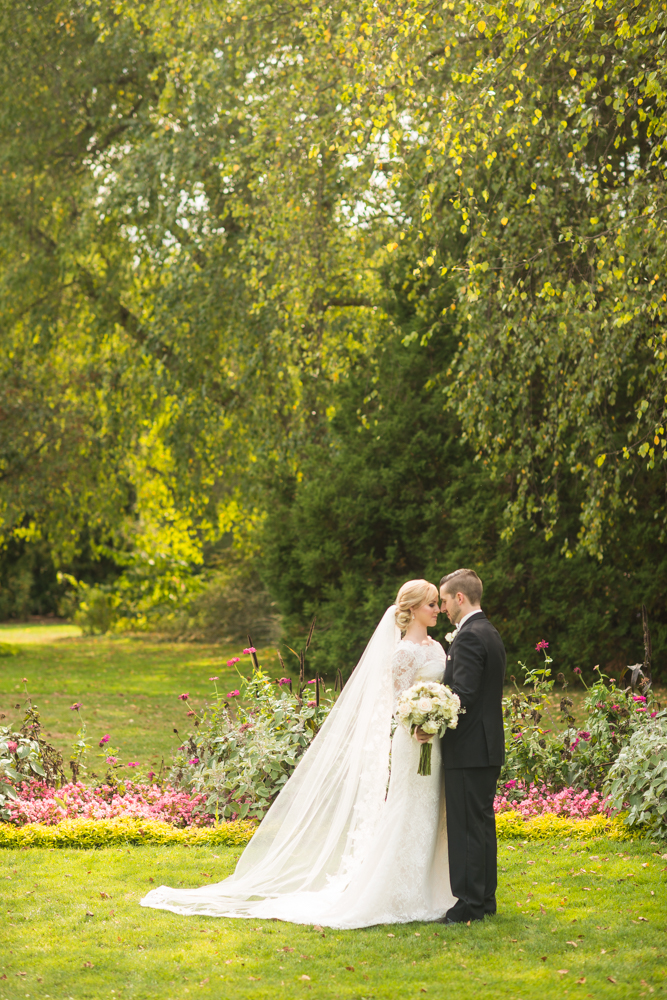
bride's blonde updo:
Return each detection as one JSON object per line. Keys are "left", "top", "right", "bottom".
{"left": 394, "top": 579, "right": 438, "bottom": 634}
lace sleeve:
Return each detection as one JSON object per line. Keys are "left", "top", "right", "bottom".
{"left": 391, "top": 644, "right": 418, "bottom": 709}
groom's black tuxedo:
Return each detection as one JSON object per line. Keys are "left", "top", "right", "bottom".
{"left": 441, "top": 610, "right": 506, "bottom": 923}
{"left": 442, "top": 611, "right": 506, "bottom": 769}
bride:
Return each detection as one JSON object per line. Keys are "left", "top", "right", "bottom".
{"left": 141, "top": 579, "right": 454, "bottom": 928}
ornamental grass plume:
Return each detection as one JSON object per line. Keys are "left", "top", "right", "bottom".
{"left": 6, "top": 779, "right": 213, "bottom": 828}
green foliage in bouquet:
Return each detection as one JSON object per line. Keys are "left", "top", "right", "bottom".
{"left": 170, "top": 655, "right": 334, "bottom": 822}
{"left": 604, "top": 715, "right": 667, "bottom": 839}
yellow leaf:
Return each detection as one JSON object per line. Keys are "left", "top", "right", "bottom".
{"left": 569, "top": 68, "right": 577, "bottom": 79}
{"left": 501, "top": 217, "right": 508, "bottom": 226}
{"left": 477, "top": 20, "right": 486, "bottom": 32}
{"left": 595, "top": 454, "right": 606, "bottom": 467}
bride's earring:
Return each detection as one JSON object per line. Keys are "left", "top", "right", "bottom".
{"left": 412, "top": 613, "right": 415, "bottom": 620}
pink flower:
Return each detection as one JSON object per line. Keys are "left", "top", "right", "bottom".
{"left": 242, "top": 647, "right": 257, "bottom": 655}
{"left": 126, "top": 762, "right": 139, "bottom": 768}
{"left": 632, "top": 694, "right": 647, "bottom": 703}
{"left": 651, "top": 710, "right": 658, "bottom": 718}
{"left": 106, "top": 756, "right": 118, "bottom": 765}
{"left": 209, "top": 676, "right": 219, "bottom": 682}
{"left": 308, "top": 700, "right": 317, "bottom": 707}
{"left": 70, "top": 702, "right": 83, "bottom": 711}
{"left": 307, "top": 679, "right": 316, "bottom": 685}
{"left": 277, "top": 677, "right": 290, "bottom": 686}
{"left": 226, "top": 657, "right": 240, "bottom": 666}
{"left": 99, "top": 734, "right": 110, "bottom": 747}
{"left": 612, "top": 703, "right": 620, "bottom": 710}
{"left": 227, "top": 690, "right": 240, "bottom": 698}
{"left": 147, "top": 771, "right": 155, "bottom": 780}
{"left": 7, "top": 741, "right": 18, "bottom": 753}
{"left": 535, "top": 640, "right": 549, "bottom": 651}
{"left": 178, "top": 693, "right": 189, "bottom": 701}
{"left": 577, "top": 731, "right": 591, "bottom": 741}
{"left": 188, "top": 757, "right": 200, "bottom": 765}
{"left": 186, "top": 711, "right": 196, "bottom": 717}
{"left": 573, "top": 667, "right": 582, "bottom": 676}
{"left": 636, "top": 707, "right": 647, "bottom": 713}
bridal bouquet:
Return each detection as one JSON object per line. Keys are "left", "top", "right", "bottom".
{"left": 396, "top": 682, "right": 463, "bottom": 776}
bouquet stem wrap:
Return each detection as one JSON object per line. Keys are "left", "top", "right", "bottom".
{"left": 418, "top": 741, "right": 432, "bottom": 776}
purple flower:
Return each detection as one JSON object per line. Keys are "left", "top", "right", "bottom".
{"left": 7, "top": 741, "right": 18, "bottom": 753}
{"left": 226, "top": 657, "right": 240, "bottom": 666}
{"left": 106, "top": 756, "right": 118, "bottom": 765}
{"left": 188, "top": 757, "right": 200, "bottom": 765}
{"left": 632, "top": 694, "right": 647, "bottom": 703}
{"left": 99, "top": 734, "right": 110, "bottom": 747}
{"left": 70, "top": 702, "right": 83, "bottom": 711}
{"left": 178, "top": 693, "right": 189, "bottom": 702}
{"left": 126, "top": 762, "right": 139, "bottom": 768}
{"left": 277, "top": 677, "right": 291, "bottom": 686}
{"left": 573, "top": 667, "right": 582, "bottom": 676}
{"left": 577, "top": 731, "right": 591, "bottom": 742}
{"left": 209, "top": 676, "right": 219, "bottom": 682}
{"left": 535, "top": 640, "right": 549, "bottom": 651}
{"left": 242, "top": 647, "right": 257, "bottom": 655}
{"left": 227, "top": 689, "right": 240, "bottom": 698}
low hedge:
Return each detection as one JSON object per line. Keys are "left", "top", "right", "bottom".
{"left": 0, "top": 816, "right": 257, "bottom": 849}
{"left": 0, "top": 810, "right": 636, "bottom": 849}
{"left": 495, "top": 811, "right": 634, "bottom": 841}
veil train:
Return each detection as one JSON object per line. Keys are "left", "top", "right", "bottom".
{"left": 140, "top": 606, "right": 399, "bottom": 921}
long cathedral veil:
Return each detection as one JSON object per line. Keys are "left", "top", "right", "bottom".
{"left": 141, "top": 605, "right": 399, "bottom": 919}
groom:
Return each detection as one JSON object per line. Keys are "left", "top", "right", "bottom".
{"left": 438, "top": 568, "right": 506, "bottom": 923}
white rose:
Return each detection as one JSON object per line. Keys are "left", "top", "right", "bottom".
{"left": 417, "top": 697, "right": 433, "bottom": 713}
{"left": 422, "top": 720, "right": 438, "bottom": 734}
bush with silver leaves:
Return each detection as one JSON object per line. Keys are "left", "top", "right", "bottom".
{"left": 603, "top": 713, "right": 667, "bottom": 838}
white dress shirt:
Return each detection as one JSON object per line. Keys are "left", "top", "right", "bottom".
{"left": 456, "top": 608, "right": 484, "bottom": 630}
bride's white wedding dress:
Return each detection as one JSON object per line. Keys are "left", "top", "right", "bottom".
{"left": 141, "top": 609, "right": 454, "bottom": 928}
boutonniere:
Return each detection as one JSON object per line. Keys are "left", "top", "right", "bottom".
{"left": 444, "top": 631, "right": 456, "bottom": 645}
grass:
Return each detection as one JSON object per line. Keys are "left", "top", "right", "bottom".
{"left": 1, "top": 837, "right": 665, "bottom": 999}
{"left": 0, "top": 625, "right": 279, "bottom": 773}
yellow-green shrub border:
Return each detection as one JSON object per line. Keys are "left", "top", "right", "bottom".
{"left": 495, "top": 810, "right": 635, "bottom": 841}
{"left": 0, "top": 811, "right": 637, "bottom": 849}
{"left": 0, "top": 817, "right": 257, "bottom": 849}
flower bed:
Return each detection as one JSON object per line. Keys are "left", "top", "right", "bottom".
{"left": 6, "top": 779, "right": 213, "bottom": 828}
{"left": 494, "top": 781, "right": 609, "bottom": 819}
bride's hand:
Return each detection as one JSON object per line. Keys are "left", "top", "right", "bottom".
{"left": 414, "top": 727, "right": 431, "bottom": 744}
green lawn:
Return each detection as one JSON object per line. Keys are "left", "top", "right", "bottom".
{"left": 0, "top": 625, "right": 278, "bottom": 775}
{"left": 1, "top": 837, "right": 665, "bottom": 999}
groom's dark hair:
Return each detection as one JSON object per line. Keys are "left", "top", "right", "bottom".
{"left": 439, "top": 568, "right": 483, "bottom": 605}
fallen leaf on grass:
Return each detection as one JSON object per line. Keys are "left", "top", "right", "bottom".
{"left": 299, "top": 975, "right": 311, "bottom": 981}
{"left": 345, "top": 966, "right": 355, "bottom": 972}
{"left": 248, "top": 976, "right": 261, "bottom": 981}
{"left": 576, "top": 978, "right": 586, "bottom": 985}
{"left": 148, "top": 877, "right": 154, "bottom": 883}
{"left": 0, "top": 975, "right": 6, "bottom": 981}
{"left": 387, "top": 933, "right": 395, "bottom": 938}
{"left": 637, "top": 916, "right": 649, "bottom": 922}
{"left": 83, "top": 960, "right": 94, "bottom": 968}
{"left": 15, "top": 972, "right": 27, "bottom": 978}
{"left": 420, "top": 989, "right": 427, "bottom": 994}
{"left": 85, "top": 910, "right": 94, "bottom": 918}
{"left": 566, "top": 941, "right": 579, "bottom": 948}
{"left": 313, "top": 924, "right": 324, "bottom": 933}
{"left": 607, "top": 977, "right": 617, "bottom": 984}
{"left": 224, "top": 960, "right": 233, "bottom": 965}
{"left": 199, "top": 978, "right": 209, "bottom": 986}
{"left": 281, "top": 947, "right": 295, "bottom": 953}
{"left": 558, "top": 970, "right": 569, "bottom": 976}
{"left": 99, "top": 891, "right": 111, "bottom": 899}
{"left": 541, "top": 956, "right": 547, "bottom": 962}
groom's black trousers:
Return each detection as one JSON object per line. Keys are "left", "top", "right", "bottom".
{"left": 444, "top": 766, "right": 501, "bottom": 922}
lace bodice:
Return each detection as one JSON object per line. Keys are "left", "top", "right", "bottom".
{"left": 391, "top": 639, "right": 447, "bottom": 710}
